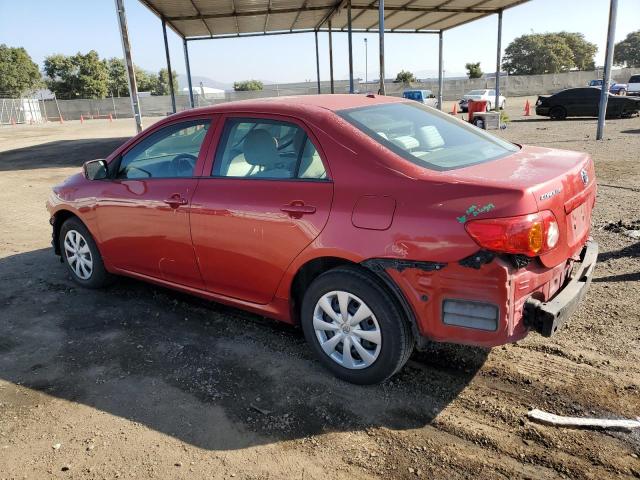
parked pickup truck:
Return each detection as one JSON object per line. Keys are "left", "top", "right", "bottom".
{"left": 627, "top": 74, "right": 640, "bottom": 96}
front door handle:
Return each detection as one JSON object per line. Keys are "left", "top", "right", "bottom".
{"left": 281, "top": 202, "right": 316, "bottom": 217}
{"left": 164, "top": 194, "right": 188, "bottom": 208}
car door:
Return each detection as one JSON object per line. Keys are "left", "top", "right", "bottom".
{"left": 96, "top": 116, "right": 215, "bottom": 289}
{"left": 574, "top": 88, "right": 599, "bottom": 116}
{"left": 190, "top": 114, "right": 333, "bottom": 304}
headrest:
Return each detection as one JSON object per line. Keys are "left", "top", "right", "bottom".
{"left": 418, "top": 125, "right": 445, "bottom": 149}
{"left": 243, "top": 129, "right": 278, "bottom": 166}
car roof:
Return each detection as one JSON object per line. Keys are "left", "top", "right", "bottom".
{"left": 172, "top": 94, "right": 405, "bottom": 119}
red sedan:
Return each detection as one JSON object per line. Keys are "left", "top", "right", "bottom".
{"left": 47, "top": 95, "right": 597, "bottom": 384}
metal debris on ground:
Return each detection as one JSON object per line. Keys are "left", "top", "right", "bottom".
{"left": 527, "top": 409, "right": 640, "bottom": 431}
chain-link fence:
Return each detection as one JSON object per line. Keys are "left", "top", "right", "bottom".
{"left": 5, "top": 68, "right": 636, "bottom": 125}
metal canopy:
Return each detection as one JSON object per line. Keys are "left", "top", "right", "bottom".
{"left": 140, "top": 0, "right": 529, "bottom": 39}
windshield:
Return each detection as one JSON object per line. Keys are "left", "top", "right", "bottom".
{"left": 467, "top": 90, "right": 486, "bottom": 95}
{"left": 338, "top": 102, "right": 519, "bottom": 171}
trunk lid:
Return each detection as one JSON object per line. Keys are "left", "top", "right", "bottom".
{"left": 440, "top": 145, "right": 596, "bottom": 267}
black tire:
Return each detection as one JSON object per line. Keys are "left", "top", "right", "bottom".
{"left": 300, "top": 265, "right": 414, "bottom": 384}
{"left": 549, "top": 106, "right": 567, "bottom": 120}
{"left": 59, "top": 217, "right": 114, "bottom": 289}
{"left": 619, "top": 89, "right": 627, "bottom": 96}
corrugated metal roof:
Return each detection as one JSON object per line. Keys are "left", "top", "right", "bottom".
{"left": 139, "top": 0, "right": 530, "bottom": 39}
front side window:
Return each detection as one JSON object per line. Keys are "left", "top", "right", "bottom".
{"left": 338, "top": 102, "right": 519, "bottom": 171}
{"left": 213, "top": 118, "right": 327, "bottom": 180}
{"left": 117, "top": 120, "right": 210, "bottom": 179}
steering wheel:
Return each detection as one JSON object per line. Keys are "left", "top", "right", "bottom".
{"left": 170, "top": 153, "right": 197, "bottom": 177}
{"left": 123, "top": 165, "right": 152, "bottom": 178}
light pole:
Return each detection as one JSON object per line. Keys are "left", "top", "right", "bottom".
{"left": 364, "top": 38, "right": 368, "bottom": 85}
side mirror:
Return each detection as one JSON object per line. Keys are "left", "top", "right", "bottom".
{"left": 83, "top": 159, "right": 108, "bottom": 180}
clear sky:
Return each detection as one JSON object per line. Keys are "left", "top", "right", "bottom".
{"left": 1, "top": 0, "right": 638, "bottom": 86}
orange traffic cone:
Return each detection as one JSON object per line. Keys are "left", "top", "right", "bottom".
{"left": 108, "top": 113, "right": 113, "bottom": 123}
{"left": 59, "top": 115, "right": 64, "bottom": 124}
{"left": 524, "top": 99, "right": 531, "bottom": 116}
{"left": 80, "top": 114, "right": 84, "bottom": 124}
{"left": 10, "top": 116, "right": 16, "bottom": 127}
{"left": 451, "top": 102, "right": 458, "bottom": 115}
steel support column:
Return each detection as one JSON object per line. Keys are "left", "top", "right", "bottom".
{"left": 162, "top": 18, "right": 177, "bottom": 113}
{"left": 437, "top": 31, "right": 443, "bottom": 110}
{"left": 315, "top": 31, "right": 321, "bottom": 94}
{"left": 328, "top": 21, "right": 335, "bottom": 93}
{"left": 114, "top": 0, "right": 142, "bottom": 133}
{"left": 597, "top": 0, "right": 618, "bottom": 140}
{"left": 183, "top": 39, "right": 194, "bottom": 108}
{"left": 494, "top": 9, "right": 502, "bottom": 111}
{"left": 378, "top": 0, "right": 385, "bottom": 95}
{"left": 348, "top": 1, "right": 354, "bottom": 93}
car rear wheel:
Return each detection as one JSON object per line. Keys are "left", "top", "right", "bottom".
{"left": 500, "top": 100, "right": 506, "bottom": 110}
{"left": 549, "top": 106, "right": 567, "bottom": 120}
{"left": 59, "top": 217, "right": 113, "bottom": 288}
{"left": 301, "top": 266, "right": 414, "bottom": 384}
{"left": 619, "top": 89, "right": 627, "bottom": 96}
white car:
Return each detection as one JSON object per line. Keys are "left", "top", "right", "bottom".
{"left": 627, "top": 74, "right": 640, "bottom": 96}
{"left": 459, "top": 89, "right": 506, "bottom": 112}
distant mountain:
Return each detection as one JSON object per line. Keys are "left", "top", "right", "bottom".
{"left": 177, "top": 74, "right": 232, "bottom": 91}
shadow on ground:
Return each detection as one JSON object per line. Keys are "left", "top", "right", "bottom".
{"left": 0, "top": 138, "right": 130, "bottom": 171}
{"left": 0, "top": 248, "right": 488, "bottom": 451}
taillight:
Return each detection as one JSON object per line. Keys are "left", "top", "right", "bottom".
{"left": 465, "top": 211, "right": 559, "bottom": 257}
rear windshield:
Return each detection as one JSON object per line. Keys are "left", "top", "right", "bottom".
{"left": 629, "top": 75, "right": 640, "bottom": 83}
{"left": 467, "top": 90, "right": 487, "bottom": 95}
{"left": 338, "top": 102, "right": 519, "bottom": 171}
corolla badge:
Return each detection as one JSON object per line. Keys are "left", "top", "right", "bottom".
{"left": 540, "top": 187, "right": 562, "bottom": 201}
{"left": 581, "top": 168, "right": 589, "bottom": 186}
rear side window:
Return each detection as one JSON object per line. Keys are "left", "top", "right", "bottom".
{"left": 212, "top": 118, "right": 327, "bottom": 180}
{"left": 338, "top": 102, "right": 518, "bottom": 171}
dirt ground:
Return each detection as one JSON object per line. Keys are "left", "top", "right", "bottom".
{"left": 0, "top": 98, "right": 639, "bottom": 480}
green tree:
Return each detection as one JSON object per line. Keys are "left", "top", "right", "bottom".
{"left": 557, "top": 32, "right": 597, "bottom": 70}
{"left": 44, "top": 50, "right": 109, "bottom": 99}
{"left": 135, "top": 68, "right": 157, "bottom": 93}
{"left": 465, "top": 62, "right": 483, "bottom": 79}
{"left": 154, "top": 67, "right": 179, "bottom": 95}
{"left": 233, "top": 80, "right": 264, "bottom": 91}
{"left": 0, "top": 44, "right": 42, "bottom": 97}
{"left": 614, "top": 30, "right": 640, "bottom": 67}
{"left": 394, "top": 70, "right": 416, "bottom": 84}
{"left": 502, "top": 33, "right": 597, "bottom": 75}
{"left": 106, "top": 58, "right": 129, "bottom": 96}
{"left": 106, "top": 59, "right": 165, "bottom": 97}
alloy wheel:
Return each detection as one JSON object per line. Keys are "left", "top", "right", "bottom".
{"left": 313, "top": 290, "right": 382, "bottom": 369}
{"left": 63, "top": 230, "right": 93, "bottom": 280}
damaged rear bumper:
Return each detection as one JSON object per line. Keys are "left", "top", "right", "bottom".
{"left": 524, "top": 240, "right": 598, "bottom": 337}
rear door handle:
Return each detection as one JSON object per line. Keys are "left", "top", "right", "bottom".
{"left": 281, "top": 203, "right": 316, "bottom": 217}
{"left": 164, "top": 194, "right": 188, "bottom": 208}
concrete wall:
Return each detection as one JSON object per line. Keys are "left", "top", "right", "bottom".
{"left": 42, "top": 68, "right": 639, "bottom": 120}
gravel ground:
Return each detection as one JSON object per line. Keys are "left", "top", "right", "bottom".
{"left": 0, "top": 98, "right": 639, "bottom": 480}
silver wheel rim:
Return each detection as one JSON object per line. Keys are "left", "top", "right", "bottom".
{"left": 63, "top": 230, "right": 93, "bottom": 280}
{"left": 313, "top": 291, "right": 381, "bottom": 370}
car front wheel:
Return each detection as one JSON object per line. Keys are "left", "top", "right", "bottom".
{"left": 549, "top": 106, "right": 567, "bottom": 120}
{"left": 59, "top": 217, "right": 113, "bottom": 288}
{"left": 301, "top": 266, "right": 414, "bottom": 384}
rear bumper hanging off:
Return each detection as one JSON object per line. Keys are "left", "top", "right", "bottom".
{"left": 524, "top": 240, "right": 598, "bottom": 337}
